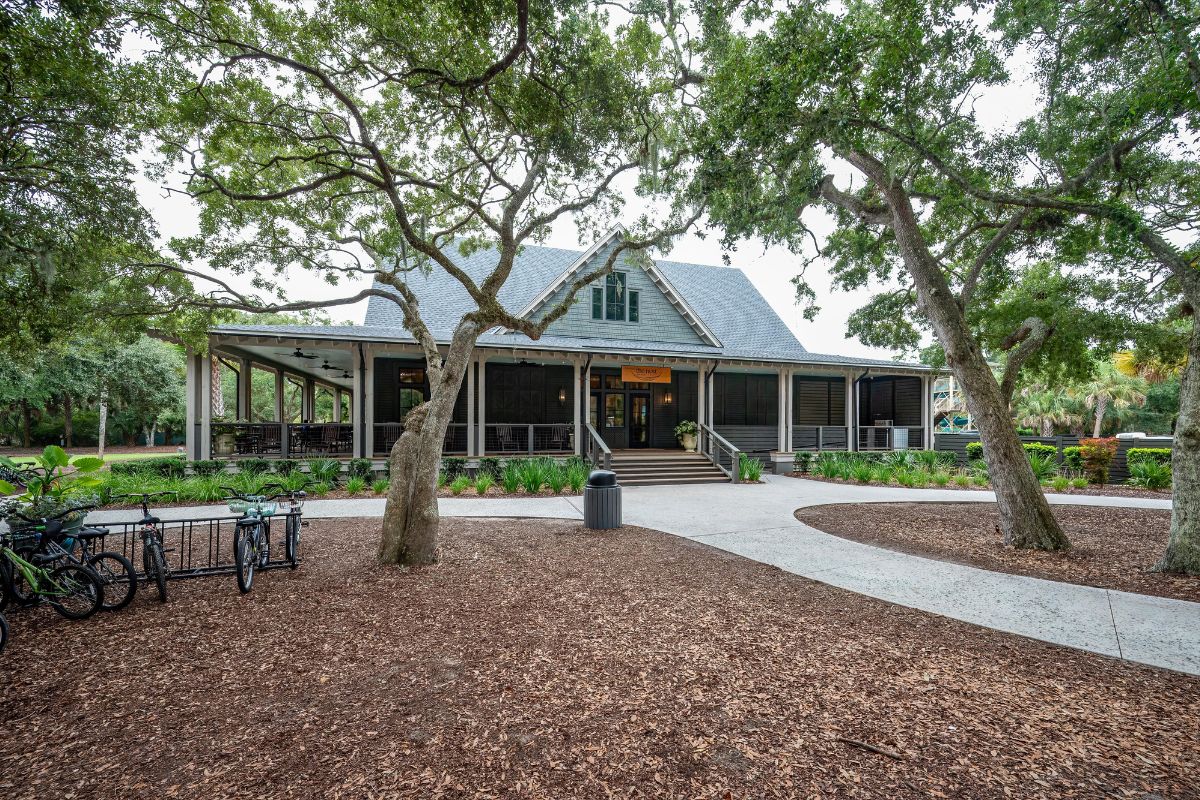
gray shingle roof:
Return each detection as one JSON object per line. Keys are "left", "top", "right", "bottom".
{"left": 215, "top": 240, "right": 927, "bottom": 370}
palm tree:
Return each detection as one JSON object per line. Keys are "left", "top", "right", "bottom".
{"left": 1114, "top": 349, "right": 1185, "bottom": 384}
{"left": 1013, "top": 386, "right": 1082, "bottom": 437}
{"left": 1082, "top": 362, "right": 1147, "bottom": 437}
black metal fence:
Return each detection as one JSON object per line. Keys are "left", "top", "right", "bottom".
{"left": 89, "top": 511, "right": 301, "bottom": 580}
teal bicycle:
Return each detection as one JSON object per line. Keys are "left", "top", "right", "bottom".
{"left": 223, "top": 484, "right": 304, "bottom": 593}
{"left": 0, "top": 510, "right": 103, "bottom": 620}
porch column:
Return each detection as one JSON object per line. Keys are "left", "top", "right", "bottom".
{"left": 199, "top": 351, "right": 213, "bottom": 460}
{"left": 237, "top": 357, "right": 253, "bottom": 421}
{"left": 332, "top": 388, "right": 342, "bottom": 423}
{"left": 302, "top": 377, "right": 315, "bottom": 422}
{"left": 697, "top": 362, "right": 707, "bottom": 428}
{"left": 273, "top": 370, "right": 284, "bottom": 421}
{"left": 185, "top": 349, "right": 199, "bottom": 460}
{"left": 477, "top": 356, "right": 488, "bottom": 455}
{"left": 362, "top": 348, "right": 375, "bottom": 458}
{"left": 572, "top": 359, "right": 582, "bottom": 456}
{"left": 785, "top": 369, "right": 795, "bottom": 452}
{"left": 846, "top": 372, "right": 857, "bottom": 452}
{"left": 924, "top": 374, "right": 935, "bottom": 449}
{"left": 777, "top": 367, "right": 788, "bottom": 452}
{"left": 466, "top": 357, "right": 477, "bottom": 458}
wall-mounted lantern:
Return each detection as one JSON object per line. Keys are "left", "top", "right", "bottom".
{"left": 663, "top": 391, "right": 673, "bottom": 405}
{"left": 558, "top": 387, "right": 567, "bottom": 405}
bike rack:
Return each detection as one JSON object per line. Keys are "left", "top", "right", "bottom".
{"left": 89, "top": 511, "right": 303, "bottom": 581}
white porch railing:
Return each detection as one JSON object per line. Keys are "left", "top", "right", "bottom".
{"left": 698, "top": 422, "right": 740, "bottom": 483}
{"left": 584, "top": 422, "right": 611, "bottom": 471}
{"left": 791, "top": 425, "right": 849, "bottom": 451}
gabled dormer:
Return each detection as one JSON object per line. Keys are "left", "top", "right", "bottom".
{"left": 510, "top": 227, "right": 721, "bottom": 347}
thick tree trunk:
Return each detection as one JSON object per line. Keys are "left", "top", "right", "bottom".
{"left": 842, "top": 150, "right": 1068, "bottom": 550}
{"left": 63, "top": 395, "right": 73, "bottom": 448}
{"left": 1041, "top": 420, "right": 1053, "bottom": 438}
{"left": 97, "top": 387, "right": 109, "bottom": 459}
{"left": 1156, "top": 315, "right": 1200, "bottom": 575}
{"left": 20, "top": 401, "right": 31, "bottom": 448}
{"left": 146, "top": 421, "right": 158, "bottom": 447}
{"left": 1092, "top": 397, "right": 1107, "bottom": 438}
{"left": 377, "top": 324, "right": 478, "bottom": 566}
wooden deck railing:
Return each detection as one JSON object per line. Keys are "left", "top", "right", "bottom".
{"left": 698, "top": 422, "right": 740, "bottom": 483}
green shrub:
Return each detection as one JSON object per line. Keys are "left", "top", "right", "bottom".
{"left": 850, "top": 462, "right": 874, "bottom": 483}
{"left": 190, "top": 459, "right": 226, "bottom": 477}
{"left": 931, "top": 471, "right": 950, "bottom": 487}
{"left": 272, "top": 459, "right": 300, "bottom": 475}
{"left": 1126, "top": 448, "right": 1172, "bottom": 469}
{"left": 442, "top": 457, "right": 467, "bottom": 479}
{"left": 1051, "top": 476, "right": 1070, "bottom": 492}
{"left": 965, "top": 441, "right": 983, "bottom": 460}
{"left": 972, "top": 473, "right": 989, "bottom": 487}
{"left": 345, "top": 476, "right": 366, "bottom": 495}
{"left": 283, "top": 470, "right": 309, "bottom": 492}
{"left": 437, "top": 471, "right": 448, "bottom": 488}
{"left": 738, "top": 453, "right": 764, "bottom": 482}
{"left": 1023, "top": 442, "right": 1057, "bottom": 460}
{"left": 815, "top": 452, "right": 844, "bottom": 479}
{"left": 885, "top": 450, "right": 916, "bottom": 469}
{"left": 1127, "top": 460, "right": 1172, "bottom": 490}
{"left": 449, "top": 475, "right": 471, "bottom": 495}
{"left": 546, "top": 465, "right": 568, "bottom": 494}
{"left": 307, "top": 458, "right": 341, "bottom": 484}
{"left": 792, "top": 451, "right": 815, "bottom": 474}
{"left": 1079, "top": 438, "right": 1118, "bottom": 484}
{"left": 238, "top": 457, "right": 271, "bottom": 475}
{"left": 371, "top": 478, "right": 389, "bottom": 495}
{"left": 348, "top": 458, "right": 374, "bottom": 479}
{"left": 307, "top": 480, "right": 332, "bottom": 496}
{"left": 1026, "top": 453, "right": 1059, "bottom": 481}
{"left": 500, "top": 460, "right": 522, "bottom": 493}
{"left": 953, "top": 472, "right": 971, "bottom": 488}
{"left": 186, "top": 476, "right": 228, "bottom": 503}
{"left": 1061, "top": 447, "right": 1082, "bottom": 472}
{"left": 109, "top": 456, "right": 186, "bottom": 478}
{"left": 894, "top": 467, "right": 917, "bottom": 487}
{"left": 517, "top": 459, "right": 547, "bottom": 493}
{"left": 913, "top": 450, "right": 955, "bottom": 470}
{"left": 478, "top": 457, "right": 502, "bottom": 479}
{"left": 1070, "top": 477, "right": 1088, "bottom": 490}
{"left": 566, "top": 461, "right": 588, "bottom": 492}
{"left": 475, "top": 474, "right": 494, "bottom": 495}
{"left": 871, "top": 464, "right": 893, "bottom": 484}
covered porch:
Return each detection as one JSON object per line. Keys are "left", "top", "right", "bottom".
{"left": 187, "top": 332, "right": 938, "bottom": 472}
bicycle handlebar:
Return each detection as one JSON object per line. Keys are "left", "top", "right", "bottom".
{"left": 112, "top": 491, "right": 177, "bottom": 501}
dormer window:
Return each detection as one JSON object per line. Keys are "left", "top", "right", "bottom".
{"left": 590, "top": 272, "right": 638, "bottom": 322}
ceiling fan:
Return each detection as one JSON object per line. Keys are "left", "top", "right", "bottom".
{"left": 318, "top": 360, "right": 340, "bottom": 371}
{"left": 277, "top": 347, "right": 318, "bottom": 360}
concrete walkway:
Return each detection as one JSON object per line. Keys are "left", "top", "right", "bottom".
{"left": 85, "top": 478, "right": 1197, "bottom": 676}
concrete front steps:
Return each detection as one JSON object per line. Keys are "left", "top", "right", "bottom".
{"left": 610, "top": 450, "right": 730, "bottom": 486}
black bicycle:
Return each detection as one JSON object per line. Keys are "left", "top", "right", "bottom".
{"left": 0, "top": 612, "right": 8, "bottom": 655}
{"left": 7, "top": 506, "right": 136, "bottom": 612}
{"left": 112, "top": 492, "right": 175, "bottom": 602}
{"left": 0, "top": 509, "right": 104, "bottom": 619}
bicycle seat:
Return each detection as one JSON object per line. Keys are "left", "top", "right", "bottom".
{"left": 141, "top": 515, "right": 160, "bottom": 525}
{"left": 76, "top": 527, "right": 108, "bottom": 539}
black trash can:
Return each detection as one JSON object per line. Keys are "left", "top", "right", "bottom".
{"left": 584, "top": 469, "right": 621, "bottom": 530}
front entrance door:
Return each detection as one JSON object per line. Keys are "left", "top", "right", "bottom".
{"left": 628, "top": 393, "right": 650, "bottom": 447}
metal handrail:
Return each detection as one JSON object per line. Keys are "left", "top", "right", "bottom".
{"left": 584, "top": 422, "right": 611, "bottom": 471}
{"left": 698, "top": 422, "right": 740, "bottom": 483}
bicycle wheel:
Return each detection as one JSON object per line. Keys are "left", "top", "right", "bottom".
{"left": 0, "top": 612, "right": 7, "bottom": 655}
{"left": 47, "top": 564, "right": 103, "bottom": 620}
{"left": 88, "top": 552, "right": 137, "bottom": 611}
{"left": 5, "top": 558, "right": 38, "bottom": 608}
{"left": 235, "top": 528, "right": 258, "bottom": 593}
{"left": 0, "top": 561, "right": 10, "bottom": 613}
{"left": 144, "top": 540, "right": 169, "bottom": 603}
{"left": 285, "top": 514, "right": 301, "bottom": 568}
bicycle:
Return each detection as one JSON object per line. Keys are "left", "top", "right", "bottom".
{"left": 0, "top": 509, "right": 103, "bottom": 620}
{"left": 223, "top": 485, "right": 284, "bottom": 593}
{"left": 0, "top": 611, "right": 7, "bottom": 654}
{"left": 6, "top": 506, "right": 136, "bottom": 612}
{"left": 111, "top": 492, "right": 176, "bottom": 603}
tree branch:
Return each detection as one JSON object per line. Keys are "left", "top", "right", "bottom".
{"left": 999, "top": 316, "right": 1055, "bottom": 404}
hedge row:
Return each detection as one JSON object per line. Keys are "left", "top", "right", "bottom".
{"left": 1126, "top": 448, "right": 1172, "bottom": 468}
{"left": 964, "top": 441, "right": 1057, "bottom": 461}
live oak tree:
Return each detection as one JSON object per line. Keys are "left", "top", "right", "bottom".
{"left": 143, "top": 0, "right": 698, "bottom": 564}
{"left": 693, "top": 0, "right": 1081, "bottom": 549}
{"left": 0, "top": 0, "right": 200, "bottom": 359}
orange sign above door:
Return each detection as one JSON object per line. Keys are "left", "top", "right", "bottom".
{"left": 622, "top": 366, "right": 671, "bottom": 384}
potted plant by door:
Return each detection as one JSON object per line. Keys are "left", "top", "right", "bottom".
{"left": 0, "top": 446, "right": 104, "bottom": 535}
{"left": 675, "top": 420, "right": 698, "bottom": 452}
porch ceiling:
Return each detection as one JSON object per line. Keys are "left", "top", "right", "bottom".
{"left": 214, "top": 342, "right": 355, "bottom": 389}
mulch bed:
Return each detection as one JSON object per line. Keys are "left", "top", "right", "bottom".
{"left": 2, "top": 518, "right": 1198, "bottom": 799}
{"left": 796, "top": 502, "right": 1198, "bottom": 602}
{"left": 787, "top": 472, "right": 1173, "bottom": 500}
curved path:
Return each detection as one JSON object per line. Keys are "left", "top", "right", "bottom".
{"left": 85, "top": 477, "right": 1196, "bottom": 676}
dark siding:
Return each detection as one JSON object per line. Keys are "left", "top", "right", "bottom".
{"left": 715, "top": 425, "right": 778, "bottom": 458}
{"left": 859, "top": 376, "right": 922, "bottom": 426}
{"left": 933, "top": 433, "right": 1174, "bottom": 483}
{"left": 650, "top": 371, "right": 697, "bottom": 448}
{"left": 485, "top": 363, "right": 573, "bottom": 424}
{"left": 794, "top": 376, "right": 846, "bottom": 425}
{"left": 374, "top": 358, "right": 425, "bottom": 422}
{"left": 714, "top": 373, "right": 778, "bottom": 426}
